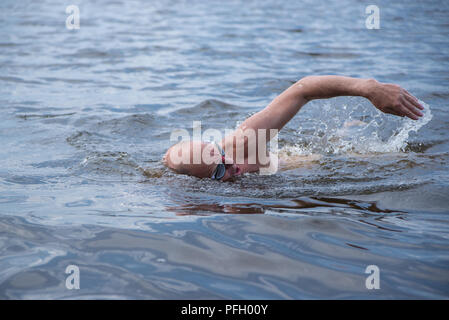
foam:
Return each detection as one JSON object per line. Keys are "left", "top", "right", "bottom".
{"left": 280, "top": 99, "right": 432, "bottom": 156}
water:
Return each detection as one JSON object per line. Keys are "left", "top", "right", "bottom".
{"left": 1, "top": 0, "right": 448, "bottom": 299}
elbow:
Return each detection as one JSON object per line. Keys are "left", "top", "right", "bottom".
{"left": 294, "top": 77, "right": 313, "bottom": 102}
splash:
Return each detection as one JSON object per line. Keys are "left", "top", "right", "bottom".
{"left": 281, "top": 99, "right": 432, "bottom": 156}
{"left": 381, "top": 100, "right": 433, "bottom": 152}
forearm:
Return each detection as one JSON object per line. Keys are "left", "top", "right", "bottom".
{"left": 296, "top": 75, "right": 374, "bottom": 101}
{"left": 296, "top": 75, "right": 423, "bottom": 120}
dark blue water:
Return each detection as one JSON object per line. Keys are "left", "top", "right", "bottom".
{"left": 0, "top": 0, "right": 448, "bottom": 299}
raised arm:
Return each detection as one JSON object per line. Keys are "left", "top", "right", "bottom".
{"left": 239, "top": 75, "right": 424, "bottom": 136}
{"left": 224, "top": 75, "right": 424, "bottom": 166}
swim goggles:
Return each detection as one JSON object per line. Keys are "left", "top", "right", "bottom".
{"left": 211, "top": 142, "right": 226, "bottom": 180}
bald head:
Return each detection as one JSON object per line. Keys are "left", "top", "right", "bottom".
{"left": 163, "top": 141, "right": 221, "bottom": 178}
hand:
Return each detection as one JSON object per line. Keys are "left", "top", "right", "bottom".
{"left": 366, "top": 80, "right": 424, "bottom": 120}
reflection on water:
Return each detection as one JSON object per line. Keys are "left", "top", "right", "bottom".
{"left": 1, "top": 0, "right": 449, "bottom": 299}
{"left": 167, "top": 196, "right": 402, "bottom": 216}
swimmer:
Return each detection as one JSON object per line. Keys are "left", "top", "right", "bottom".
{"left": 163, "top": 75, "right": 424, "bottom": 181}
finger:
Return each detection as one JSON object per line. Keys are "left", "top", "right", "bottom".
{"left": 404, "top": 90, "right": 424, "bottom": 110}
{"left": 404, "top": 94, "right": 424, "bottom": 110}
{"left": 402, "top": 98, "right": 423, "bottom": 118}
{"left": 399, "top": 105, "right": 419, "bottom": 120}
{"left": 385, "top": 106, "right": 403, "bottom": 117}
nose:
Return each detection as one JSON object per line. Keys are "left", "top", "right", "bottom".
{"left": 221, "top": 157, "right": 242, "bottom": 180}
{"left": 233, "top": 164, "right": 241, "bottom": 176}
{"left": 224, "top": 163, "right": 241, "bottom": 177}
{"left": 221, "top": 164, "right": 241, "bottom": 181}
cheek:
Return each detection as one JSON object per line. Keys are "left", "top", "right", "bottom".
{"left": 221, "top": 170, "right": 232, "bottom": 181}
{"left": 192, "top": 164, "right": 214, "bottom": 179}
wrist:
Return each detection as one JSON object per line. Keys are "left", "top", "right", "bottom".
{"left": 359, "top": 78, "right": 379, "bottom": 99}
